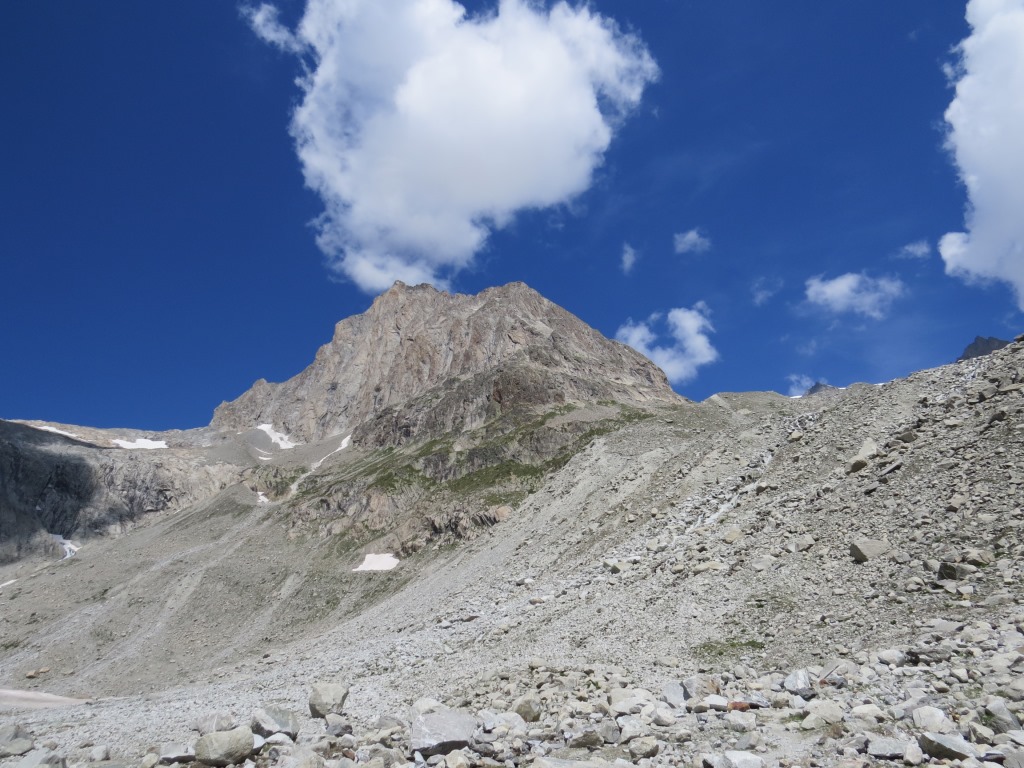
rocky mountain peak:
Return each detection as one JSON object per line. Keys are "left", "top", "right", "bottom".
{"left": 957, "top": 335, "right": 1010, "bottom": 362}
{"left": 211, "top": 281, "right": 681, "bottom": 444}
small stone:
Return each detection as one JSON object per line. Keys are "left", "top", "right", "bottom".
{"left": 912, "top": 706, "right": 952, "bottom": 733}
{"left": 917, "top": 732, "right": 978, "bottom": 761}
{"left": 140, "top": 754, "right": 159, "bottom": 768}
{"left": 325, "top": 714, "right": 352, "bottom": 737}
{"left": 723, "top": 751, "right": 763, "bottom": 768}
{"left": 159, "top": 744, "right": 195, "bottom": 763}
{"left": 783, "top": 669, "right": 813, "bottom": 698}
{"left": 786, "top": 534, "right": 815, "bottom": 553}
{"left": 662, "top": 681, "right": 687, "bottom": 709}
{"left": 444, "top": 750, "right": 471, "bottom": 768}
{"left": 567, "top": 730, "right": 603, "bottom": 750}
{"left": 805, "top": 698, "right": 843, "bottom": 724}
{"left": 850, "top": 538, "right": 890, "bottom": 563}
{"left": 89, "top": 746, "right": 110, "bottom": 762}
{"left": 15, "top": 751, "right": 66, "bottom": 768}
{"left": 724, "top": 711, "right": 756, "bottom": 732}
{"left": 866, "top": 736, "right": 906, "bottom": 759}
{"left": 651, "top": 707, "right": 676, "bottom": 727}
{"left": 876, "top": 649, "right": 906, "bottom": 666}
{"left": 251, "top": 708, "right": 301, "bottom": 739}
{"left": 628, "top": 736, "right": 659, "bottom": 759}
{"left": 722, "top": 528, "right": 742, "bottom": 545}
{"left": 903, "top": 741, "right": 924, "bottom": 766}
{"left": 511, "top": 693, "right": 543, "bottom": 723}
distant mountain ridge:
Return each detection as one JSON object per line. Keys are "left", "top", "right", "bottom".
{"left": 211, "top": 281, "right": 682, "bottom": 445}
{"left": 957, "top": 335, "right": 1010, "bottom": 362}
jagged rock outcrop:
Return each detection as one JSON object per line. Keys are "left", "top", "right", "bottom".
{"left": 211, "top": 282, "right": 682, "bottom": 445}
{"left": 957, "top": 334, "right": 1010, "bottom": 361}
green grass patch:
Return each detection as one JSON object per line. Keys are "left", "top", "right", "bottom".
{"left": 694, "top": 637, "right": 765, "bottom": 661}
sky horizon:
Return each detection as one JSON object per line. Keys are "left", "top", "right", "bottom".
{"left": 3, "top": 1, "right": 1023, "bottom": 431}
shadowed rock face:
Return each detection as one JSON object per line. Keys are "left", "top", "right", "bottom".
{"left": 0, "top": 422, "right": 238, "bottom": 561}
{"left": 211, "top": 281, "right": 683, "bottom": 445}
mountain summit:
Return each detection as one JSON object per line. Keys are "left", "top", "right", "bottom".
{"left": 212, "top": 281, "right": 681, "bottom": 445}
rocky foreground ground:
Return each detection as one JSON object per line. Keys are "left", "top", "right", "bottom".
{"left": 4, "top": 335, "right": 1024, "bottom": 768}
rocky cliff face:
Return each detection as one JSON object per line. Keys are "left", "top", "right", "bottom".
{"left": 0, "top": 422, "right": 240, "bottom": 563}
{"left": 211, "top": 281, "right": 681, "bottom": 445}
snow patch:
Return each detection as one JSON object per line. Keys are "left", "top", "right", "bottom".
{"left": 257, "top": 492, "right": 270, "bottom": 505}
{"left": 50, "top": 533, "right": 80, "bottom": 559}
{"left": 37, "top": 425, "right": 82, "bottom": 439}
{"left": 0, "top": 579, "right": 16, "bottom": 589}
{"left": 258, "top": 424, "right": 299, "bottom": 449}
{"left": 353, "top": 553, "right": 400, "bottom": 572}
{"left": 311, "top": 434, "right": 352, "bottom": 471}
{"left": 112, "top": 438, "right": 167, "bottom": 450}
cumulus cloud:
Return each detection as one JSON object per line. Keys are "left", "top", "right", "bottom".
{"left": 751, "top": 276, "right": 783, "bottom": 306}
{"left": 245, "top": 0, "right": 659, "bottom": 293}
{"left": 615, "top": 302, "right": 719, "bottom": 385}
{"left": 805, "top": 273, "right": 904, "bottom": 320}
{"left": 673, "top": 228, "right": 711, "bottom": 254}
{"left": 896, "top": 240, "right": 931, "bottom": 259}
{"left": 785, "top": 374, "right": 817, "bottom": 397}
{"left": 939, "top": 0, "right": 1024, "bottom": 308}
{"left": 621, "top": 243, "right": 637, "bottom": 274}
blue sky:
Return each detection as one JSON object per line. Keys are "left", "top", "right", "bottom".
{"left": 3, "top": 1, "right": 1023, "bottom": 430}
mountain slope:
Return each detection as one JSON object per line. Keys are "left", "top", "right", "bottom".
{"left": 3, "top": 287, "right": 1024, "bottom": 767}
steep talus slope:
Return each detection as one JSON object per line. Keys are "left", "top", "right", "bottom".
{"left": 212, "top": 281, "right": 681, "bottom": 445}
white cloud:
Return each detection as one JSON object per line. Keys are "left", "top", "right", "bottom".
{"left": 939, "top": 0, "right": 1024, "bottom": 309}
{"left": 751, "top": 276, "right": 783, "bottom": 306}
{"left": 621, "top": 243, "right": 637, "bottom": 274}
{"left": 246, "top": 0, "right": 659, "bottom": 293}
{"left": 785, "top": 374, "right": 816, "bottom": 397}
{"left": 615, "top": 302, "right": 719, "bottom": 385}
{"left": 242, "top": 4, "right": 305, "bottom": 53}
{"left": 673, "top": 228, "right": 711, "bottom": 254}
{"left": 896, "top": 239, "right": 931, "bottom": 259}
{"left": 805, "top": 273, "right": 904, "bottom": 320}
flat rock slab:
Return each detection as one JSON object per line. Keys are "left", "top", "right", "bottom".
{"left": 867, "top": 736, "right": 907, "bottom": 759}
{"left": 918, "top": 732, "right": 978, "bottom": 760}
{"left": 850, "top": 538, "right": 890, "bottom": 562}
{"left": 410, "top": 706, "right": 477, "bottom": 757}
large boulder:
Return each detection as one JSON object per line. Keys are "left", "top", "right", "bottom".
{"left": 252, "top": 707, "right": 302, "bottom": 739}
{"left": 194, "top": 727, "right": 255, "bottom": 767}
{"left": 309, "top": 683, "right": 350, "bottom": 719}
{"left": 0, "top": 724, "right": 34, "bottom": 758}
{"left": 410, "top": 706, "right": 477, "bottom": 757}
